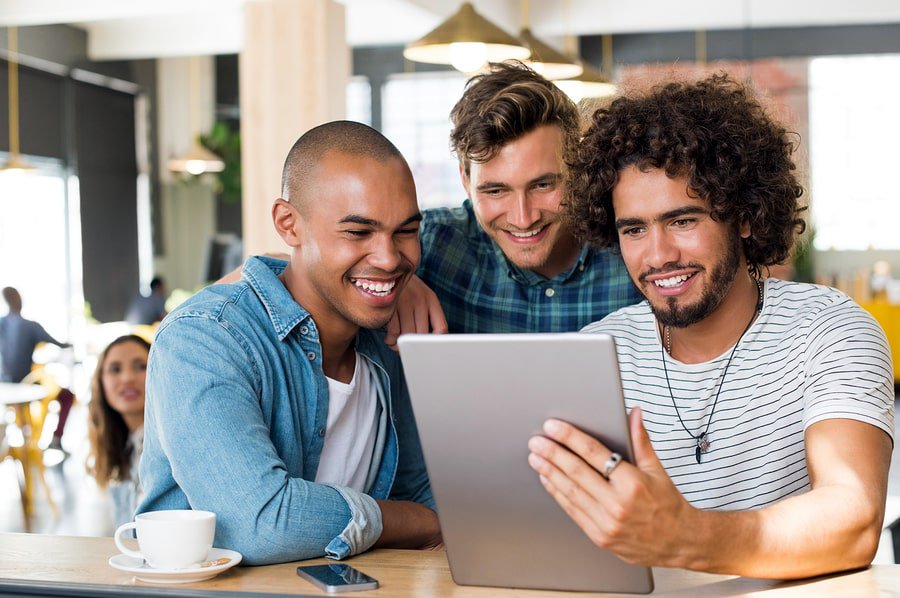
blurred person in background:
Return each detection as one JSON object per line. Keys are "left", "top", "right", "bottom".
{"left": 125, "top": 277, "right": 167, "bottom": 326}
{"left": 0, "top": 286, "right": 71, "bottom": 382}
{"left": 87, "top": 334, "right": 151, "bottom": 528}
{"left": 1, "top": 286, "right": 75, "bottom": 457}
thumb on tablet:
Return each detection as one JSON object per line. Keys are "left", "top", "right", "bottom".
{"left": 629, "top": 407, "right": 663, "bottom": 474}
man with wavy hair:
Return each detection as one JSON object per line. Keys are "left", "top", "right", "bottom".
{"left": 527, "top": 74, "right": 894, "bottom": 578}
{"left": 384, "top": 61, "right": 640, "bottom": 340}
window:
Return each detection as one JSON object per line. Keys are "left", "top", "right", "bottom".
{"left": 382, "top": 72, "right": 468, "bottom": 209}
{"left": 0, "top": 160, "right": 79, "bottom": 341}
{"left": 809, "top": 54, "right": 900, "bottom": 250}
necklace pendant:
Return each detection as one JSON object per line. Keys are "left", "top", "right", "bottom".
{"left": 695, "top": 433, "right": 710, "bottom": 464}
{"left": 697, "top": 432, "right": 710, "bottom": 452}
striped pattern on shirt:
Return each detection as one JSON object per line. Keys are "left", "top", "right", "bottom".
{"left": 582, "top": 279, "right": 895, "bottom": 511}
{"left": 419, "top": 199, "right": 642, "bottom": 333}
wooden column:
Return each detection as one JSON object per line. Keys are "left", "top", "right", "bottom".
{"left": 240, "top": 0, "right": 349, "bottom": 255}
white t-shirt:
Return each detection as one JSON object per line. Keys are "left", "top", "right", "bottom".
{"left": 315, "top": 354, "right": 379, "bottom": 492}
{"left": 583, "top": 279, "right": 895, "bottom": 511}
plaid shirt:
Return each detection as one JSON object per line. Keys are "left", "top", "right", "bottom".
{"left": 419, "top": 200, "right": 643, "bottom": 333}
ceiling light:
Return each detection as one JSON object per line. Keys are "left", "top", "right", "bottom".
{"left": 554, "top": 61, "right": 617, "bottom": 103}
{"left": 403, "top": 2, "right": 530, "bottom": 73}
{"left": 519, "top": 28, "right": 583, "bottom": 80}
{"left": 1, "top": 26, "right": 36, "bottom": 175}
{"left": 168, "top": 142, "right": 225, "bottom": 176}
{"left": 516, "top": 1, "right": 581, "bottom": 80}
{"left": 554, "top": 33, "right": 617, "bottom": 103}
{"left": 169, "top": 56, "right": 224, "bottom": 176}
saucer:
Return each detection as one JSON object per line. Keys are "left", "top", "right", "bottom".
{"left": 108, "top": 548, "right": 242, "bottom": 584}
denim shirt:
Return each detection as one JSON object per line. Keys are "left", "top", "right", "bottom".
{"left": 137, "top": 256, "right": 433, "bottom": 565}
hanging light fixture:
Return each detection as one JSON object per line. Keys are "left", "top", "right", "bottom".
{"left": 168, "top": 56, "right": 224, "bottom": 176}
{"left": 403, "top": 2, "right": 530, "bottom": 73}
{"left": 2, "top": 26, "right": 36, "bottom": 174}
{"left": 519, "top": 29, "right": 583, "bottom": 80}
{"left": 518, "top": 0, "right": 582, "bottom": 80}
{"left": 168, "top": 142, "right": 225, "bottom": 176}
{"left": 554, "top": 34, "right": 617, "bottom": 102}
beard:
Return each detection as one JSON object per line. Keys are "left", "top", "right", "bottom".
{"left": 646, "top": 232, "right": 743, "bottom": 329}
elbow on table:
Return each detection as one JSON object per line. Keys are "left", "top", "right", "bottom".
{"left": 217, "top": 526, "right": 327, "bottom": 566}
{"left": 229, "top": 539, "right": 326, "bottom": 567}
{"left": 846, "top": 518, "right": 884, "bottom": 570}
{"left": 829, "top": 505, "right": 885, "bottom": 574}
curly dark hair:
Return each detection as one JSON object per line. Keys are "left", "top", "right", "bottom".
{"left": 450, "top": 60, "right": 580, "bottom": 175}
{"left": 564, "top": 73, "right": 805, "bottom": 278}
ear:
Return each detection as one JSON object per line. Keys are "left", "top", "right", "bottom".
{"left": 272, "top": 198, "right": 303, "bottom": 247}
{"left": 739, "top": 217, "right": 751, "bottom": 239}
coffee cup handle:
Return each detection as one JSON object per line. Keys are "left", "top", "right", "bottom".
{"left": 114, "top": 522, "right": 143, "bottom": 559}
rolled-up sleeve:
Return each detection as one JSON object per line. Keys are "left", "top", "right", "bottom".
{"left": 321, "top": 484, "right": 382, "bottom": 559}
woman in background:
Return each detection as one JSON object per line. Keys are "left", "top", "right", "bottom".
{"left": 87, "top": 334, "right": 151, "bottom": 529}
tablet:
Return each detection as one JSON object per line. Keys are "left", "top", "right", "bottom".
{"left": 398, "top": 333, "right": 653, "bottom": 594}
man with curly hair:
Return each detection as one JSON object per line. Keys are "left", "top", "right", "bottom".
{"left": 527, "top": 74, "right": 894, "bottom": 578}
{"left": 384, "top": 61, "right": 641, "bottom": 341}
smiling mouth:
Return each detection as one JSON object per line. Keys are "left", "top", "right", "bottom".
{"left": 352, "top": 278, "right": 398, "bottom": 297}
{"left": 652, "top": 273, "right": 695, "bottom": 288}
{"left": 505, "top": 224, "right": 547, "bottom": 239}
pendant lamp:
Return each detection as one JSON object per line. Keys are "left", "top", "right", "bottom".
{"left": 403, "top": 3, "right": 530, "bottom": 73}
{"left": 168, "top": 56, "right": 224, "bottom": 176}
{"left": 1, "top": 26, "right": 36, "bottom": 174}
{"left": 554, "top": 34, "right": 617, "bottom": 102}
{"left": 519, "top": 28, "right": 583, "bottom": 80}
{"left": 518, "top": 0, "right": 582, "bottom": 80}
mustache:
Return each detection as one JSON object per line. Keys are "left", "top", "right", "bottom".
{"left": 637, "top": 263, "right": 705, "bottom": 284}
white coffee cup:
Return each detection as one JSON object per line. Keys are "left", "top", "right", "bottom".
{"left": 114, "top": 510, "right": 216, "bottom": 570}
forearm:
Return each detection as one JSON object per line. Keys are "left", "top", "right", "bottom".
{"left": 373, "top": 500, "right": 441, "bottom": 550}
{"left": 679, "top": 486, "right": 884, "bottom": 579}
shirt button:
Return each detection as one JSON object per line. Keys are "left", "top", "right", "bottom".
{"left": 300, "top": 325, "right": 309, "bottom": 335}
{"left": 318, "top": 428, "right": 326, "bottom": 438}
{"left": 306, "top": 351, "right": 316, "bottom": 361}
{"left": 579, "top": 264, "right": 585, "bottom": 271}
{"left": 545, "top": 288, "right": 555, "bottom": 298}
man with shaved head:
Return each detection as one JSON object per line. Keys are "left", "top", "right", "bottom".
{"left": 139, "top": 121, "right": 440, "bottom": 565}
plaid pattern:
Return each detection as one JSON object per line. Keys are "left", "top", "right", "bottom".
{"left": 419, "top": 200, "right": 643, "bottom": 333}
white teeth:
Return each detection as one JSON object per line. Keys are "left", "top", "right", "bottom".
{"left": 353, "top": 279, "right": 396, "bottom": 296}
{"left": 654, "top": 274, "right": 691, "bottom": 288}
{"left": 509, "top": 228, "right": 542, "bottom": 238}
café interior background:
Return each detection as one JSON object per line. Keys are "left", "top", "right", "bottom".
{"left": 2, "top": 0, "right": 900, "bottom": 543}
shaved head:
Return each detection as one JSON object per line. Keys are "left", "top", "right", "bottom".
{"left": 281, "top": 120, "right": 409, "bottom": 211}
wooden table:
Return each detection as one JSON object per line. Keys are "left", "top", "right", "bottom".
{"left": 0, "top": 383, "right": 53, "bottom": 530}
{"left": 1, "top": 533, "right": 899, "bottom": 597}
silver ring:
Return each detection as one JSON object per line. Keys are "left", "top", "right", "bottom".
{"left": 602, "top": 452, "right": 623, "bottom": 479}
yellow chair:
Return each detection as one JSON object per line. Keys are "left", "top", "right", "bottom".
{"left": 9, "top": 367, "right": 62, "bottom": 525}
{"left": 859, "top": 301, "right": 900, "bottom": 383}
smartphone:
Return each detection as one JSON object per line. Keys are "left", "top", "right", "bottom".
{"left": 296, "top": 564, "right": 379, "bottom": 593}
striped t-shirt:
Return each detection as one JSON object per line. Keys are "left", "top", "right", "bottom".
{"left": 582, "top": 279, "right": 895, "bottom": 511}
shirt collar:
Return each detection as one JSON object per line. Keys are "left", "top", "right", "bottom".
{"left": 242, "top": 255, "right": 313, "bottom": 341}
{"left": 501, "top": 241, "right": 593, "bottom": 286}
